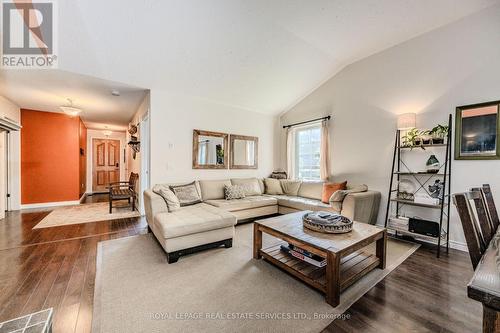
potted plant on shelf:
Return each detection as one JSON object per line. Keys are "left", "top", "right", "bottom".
{"left": 414, "top": 131, "right": 423, "bottom": 146}
{"left": 430, "top": 124, "right": 449, "bottom": 145}
{"left": 402, "top": 128, "right": 425, "bottom": 150}
{"left": 420, "top": 129, "right": 432, "bottom": 145}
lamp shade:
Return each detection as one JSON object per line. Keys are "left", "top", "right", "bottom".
{"left": 397, "top": 113, "right": 416, "bottom": 129}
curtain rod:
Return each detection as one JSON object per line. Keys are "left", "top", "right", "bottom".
{"left": 282, "top": 115, "right": 331, "bottom": 129}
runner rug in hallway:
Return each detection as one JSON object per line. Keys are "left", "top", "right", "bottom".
{"left": 33, "top": 202, "right": 140, "bottom": 229}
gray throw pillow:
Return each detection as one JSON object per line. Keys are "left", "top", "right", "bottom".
{"left": 169, "top": 181, "right": 202, "bottom": 207}
{"left": 264, "top": 178, "right": 283, "bottom": 195}
{"left": 153, "top": 186, "right": 181, "bottom": 212}
{"left": 224, "top": 185, "right": 246, "bottom": 200}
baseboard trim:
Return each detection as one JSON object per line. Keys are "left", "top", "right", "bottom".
{"left": 411, "top": 237, "right": 468, "bottom": 253}
{"left": 21, "top": 200, "right": 80, "bottom": 210}
{"left": 449, "top": 240, "right": 468, "bottom": 252}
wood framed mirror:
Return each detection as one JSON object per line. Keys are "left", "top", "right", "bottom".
{"left": 229, "top": 134, "right": 258, "bottom": 169}
{"left": 192, "top": 129, "right": 229, "bottom": 169}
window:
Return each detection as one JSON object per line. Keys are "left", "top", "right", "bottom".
{"left": 295, "top": 125, "right": 321, "bottom": 180}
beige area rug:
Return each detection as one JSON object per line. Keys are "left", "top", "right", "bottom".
{"left": 33, "top": 202, "right": 140, "bottom": 229}
{"left": 93, "top": 223, "right": 419, "bottom": 333}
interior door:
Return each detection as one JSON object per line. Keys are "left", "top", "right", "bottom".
{"left": 92, "top": 139, "right": 120, "bottom": 192}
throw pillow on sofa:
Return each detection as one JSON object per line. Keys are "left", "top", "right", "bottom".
{"left": 264, "top": 178, "right": 283, "bottom": 195}
{"left": 224, "top": 185, "right": 246, "bottom": 200}
{"left": 280, "top": 180, "right": 302, "bottom": 196}
{"left": 330, "top": 184, "right": 369, "bottom": 202}
{"left": 169, "top": 181, "right": 202, "bottom": 207}
{"left": 231, "top": 178, "right": 262, "bottom": 196}
{"left": 321, "top": 181, "right": 347, "bottom": 204}
{"left": 153, "top": 185, "right": 181, "bottom": 212}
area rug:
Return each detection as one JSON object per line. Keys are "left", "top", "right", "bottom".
{"left": 92, "top": 223, "right": 419, "bottom": 333}
{"left": 33, "top": 202, "right": 140, "bottom": 229}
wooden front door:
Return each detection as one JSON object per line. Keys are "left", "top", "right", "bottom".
{"left": 92, "top": 139, "right": 120, "bottom": 192}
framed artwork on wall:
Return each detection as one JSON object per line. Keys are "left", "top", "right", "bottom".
{"left": 455, "top": 100, "right": 500, "bottom": 160}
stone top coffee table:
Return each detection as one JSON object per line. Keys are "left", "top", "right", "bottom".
{"left": 253, "top": 211, "right": 387, "bottom": 307}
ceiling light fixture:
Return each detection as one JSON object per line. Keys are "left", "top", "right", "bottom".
{"left": 60, "top": 98, "right": 82, "bottom": 117}
{"left": 103, "top": 126, "right": 112, "bottom": 137}
{"left": 111, "top": 89, "right": 120, "bottom": 96}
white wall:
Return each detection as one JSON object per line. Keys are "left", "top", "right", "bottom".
{"left": 86, "top": 129, "right": 127, "bottom": 193}
{"left": 0, "top": 96, "right": 21, "bottom": 211}
{"left": 126, "top": 92, "right": 150, "bottom": 214}
{"left": 279, "top": 5, "right": 500, "bottom": 250}
{"left": 150, "top": 90, "right": 276, "bottom": 185}
{"left": 127, "top": 92, "right": 150, "bottom": 176}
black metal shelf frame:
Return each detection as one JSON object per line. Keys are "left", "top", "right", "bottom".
{"left": 384, "top": 114, "right": 452, "bottom": 258}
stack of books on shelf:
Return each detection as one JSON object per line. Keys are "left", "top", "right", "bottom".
{"left": 280, "top": 243, "right": 326, "bottom": 267}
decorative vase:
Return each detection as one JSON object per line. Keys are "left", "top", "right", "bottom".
{"left": 426, "top": 154, "right": 440, "bottom": 173}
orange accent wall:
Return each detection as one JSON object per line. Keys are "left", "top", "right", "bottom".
{"left": 79, "top": 119, "right": 87, "bottom": 197}
{"left": 21, "top": 109, "right": 82, "bottom": 204}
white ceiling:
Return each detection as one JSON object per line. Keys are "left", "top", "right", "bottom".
{"left": 2, "top": 0, "right": 499, "bottom": 117}
{"left": 0, "top": 70, "right": 148, "bottom": 130}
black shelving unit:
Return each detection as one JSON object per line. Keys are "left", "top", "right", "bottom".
{"left": 384, "top": 114, "right": 452, "bottom": 258}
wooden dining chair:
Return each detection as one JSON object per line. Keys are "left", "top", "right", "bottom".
{"left": 482, "top": 184, "right": 500, "bottom": 233}
{"left": 470, "top": 187, "right": 494, "bottom": 247}
{"left": 453, "top": 192, "right": 486, "bottom": 269}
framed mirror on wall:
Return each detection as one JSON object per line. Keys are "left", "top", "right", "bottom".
{"left": 192, "top": 130, "right": 228, "bottom": 169}
{"left": 455, "top": 101, "right": 500, "bottom": 160}
{"left": 229, "top": 134, "right": 258, "bottom": 169}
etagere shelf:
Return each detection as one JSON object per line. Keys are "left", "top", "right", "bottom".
{"left": 384, "top": 114, "right": 452, "bottom": 258}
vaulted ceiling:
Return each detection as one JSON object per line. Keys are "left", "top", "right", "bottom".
{"left": 2, "top": 0, "right": 499, "bottom": 118}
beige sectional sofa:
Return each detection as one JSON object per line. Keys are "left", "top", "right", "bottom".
{"left": 144, "top": 178, "right": 380, "bottom": 263}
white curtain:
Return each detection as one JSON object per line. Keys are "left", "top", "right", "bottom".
{"left": 286, "top": 127, "right": 295, "bottom": 179}
{"left": 320, "top": 119, "right": 331, "bottom": 181}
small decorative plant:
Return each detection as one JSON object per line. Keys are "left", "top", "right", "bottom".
{"left": 420, "top": 129, "right": 432, "bottom": 145}
{"left": 402, "top": 128, "right": 425, "bottom": 150}
{"left": 430, "top": 124, "right": 449, "bottom": 144}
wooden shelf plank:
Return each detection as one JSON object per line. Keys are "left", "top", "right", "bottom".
{"left": 387, "top": 226, "right": 447, "bottom": 242}
{"left": 260, "top": 244, "right": 326, "bottom": 292}
{"left": 390, "top": 198, "right": 442, "bottom": 209}
{"left": 394, "top": 172, "right": 446, "bottom": 176}
{"left": 260, "top": 243, "right": 380, "bottom": 294}
{"left": 397, "top": 143, "right": 448, "bottom": 149}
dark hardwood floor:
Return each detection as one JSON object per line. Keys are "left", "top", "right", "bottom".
{"left": 0, "top": 195, "right": 481, "bottom": 332}
{"left": 0, "top": 194, "right": 148, "bottom": 332}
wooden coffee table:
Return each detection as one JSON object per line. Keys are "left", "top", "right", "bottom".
{"left": 253, "top": 212, "right": 387, "bottom": 307}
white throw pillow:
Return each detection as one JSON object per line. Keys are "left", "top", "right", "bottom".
{"left": 280, "top": 180, "right": 302, "bottom": 196}
{"left": 329, "top": 184, "right": 369, "bottom": 202}
{"left": 152, "top": 185, "right": 181, "bottom": 212}
{"left": 264, "top": 178, "right": 283, "bottom": 195}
